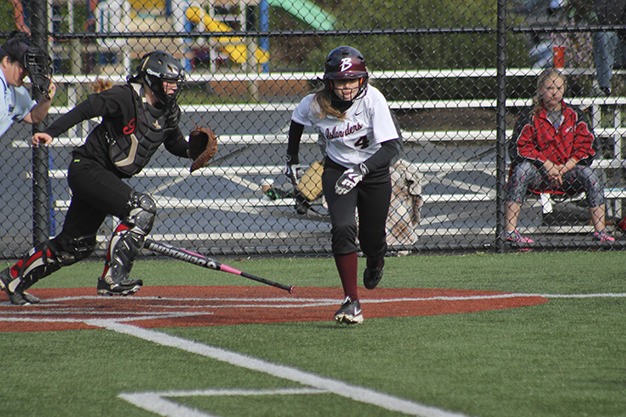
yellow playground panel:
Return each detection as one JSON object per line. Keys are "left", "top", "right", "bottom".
{"left": 129, "top": 0, "right": 165, "bottom": 11}
{"left": 186, "top": 4, "right": 270, "bottom": 65}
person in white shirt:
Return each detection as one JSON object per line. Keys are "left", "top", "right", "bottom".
{"left": 0, "top": 31, "right": 55, "bottom": 137}
{"left": 285, "top": 46, "right": 401, "bottom": 325}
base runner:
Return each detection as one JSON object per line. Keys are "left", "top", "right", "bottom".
{"left": 285, "top": 46, "right": 402, "bottom": 324}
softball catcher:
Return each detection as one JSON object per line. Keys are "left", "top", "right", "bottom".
{"left": 0, "top": 51, "right": 217, "bottom": 305}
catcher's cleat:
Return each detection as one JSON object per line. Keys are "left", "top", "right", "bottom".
{"left": 97, "top": 278, "right": 143, "bottom": 296}
{"left": 0, "top": 268, "right": 41, "bottom": 306}
{"left": 363, "top": 257, "right": 384, "bottom": 290}
{"left": 0, "top": 268, "right": 11, "bottom": 291}
{"left": 334, "top": 296, "right": 363, "bottom": 325}
{"left": 6, "top": 292, "right": 40, "bottom": 306}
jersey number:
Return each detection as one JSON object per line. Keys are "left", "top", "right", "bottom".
{"left": 354, "top": 135, "right": 369, "bottom": 149}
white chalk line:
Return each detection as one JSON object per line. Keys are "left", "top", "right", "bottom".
{"left": 0, "top": 312, "right": 210, "bottom": 323}
{"left": 3, "top": 292, "right": 623, "bottom": 416}
{"left": 370, "top": 292, "right": 626, "bottom": 302}
{"left": 42, "top": 292, "right": 626, "bottom": 303}
{"left": 119, "top": 388, "right": 325, "bottom": 417}
{"left": 7, "top": 292, "right": 626, "bottom": 309}
{"left": 2, "top": 292, "right": 624, "bottom": 323}
{"left": 87, "top": 319, "right": 469, "bottom": 417}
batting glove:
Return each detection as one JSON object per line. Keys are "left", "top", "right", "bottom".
{"left": 284, "top": 155, "right": 302, "bottom": 184}
{"left": 335, "top": 163, "right": 369, "bottom": 195}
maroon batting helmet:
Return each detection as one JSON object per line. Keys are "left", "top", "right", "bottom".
{"left": 323, "top": 46, "right": 369, "bottom": 100}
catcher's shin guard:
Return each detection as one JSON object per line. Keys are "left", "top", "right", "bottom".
{"left": 102, "top": 192, "right": 156, "bottom": 285}
{"left": 4, "top": 235, "right": 96, "bottom": 294}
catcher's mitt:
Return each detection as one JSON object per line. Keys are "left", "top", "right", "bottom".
{"left": 189, "top": 127, "right": 218, "bottom": 172}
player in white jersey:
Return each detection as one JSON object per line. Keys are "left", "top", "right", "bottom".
{"left": 285, "top": 46, "right": 401, "bottom": 324}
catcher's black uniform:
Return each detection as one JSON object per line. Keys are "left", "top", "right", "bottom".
{"left": 48, "top": 83, "right": 188, "bottom": 239}
{"left": 1, "top": 82, "right": 189, "bottom": 300}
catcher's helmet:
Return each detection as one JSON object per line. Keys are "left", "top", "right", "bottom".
{"left": 136, "top": 51, "right": 185, "bottom": 105}
{"left": 323, "top": 46, "right": 368, "bottom": 101}
{"left": 1, "top": 31, "right": 52, "bottom": 98}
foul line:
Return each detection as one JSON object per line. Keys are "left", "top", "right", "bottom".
{"left": 86, "top": 319, "right": 470, "bottom": 417}
{"left": 119, "top": 388, "right": 324, "bottom": 417}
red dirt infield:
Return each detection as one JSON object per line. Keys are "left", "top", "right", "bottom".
{"left": 0, "top": 286, "right": 549, "bottom": 332}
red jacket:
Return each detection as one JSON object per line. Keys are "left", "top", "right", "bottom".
{"left": 511, "top": 102, "right": 596, "bottom": 166}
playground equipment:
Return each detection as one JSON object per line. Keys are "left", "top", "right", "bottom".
{"left": 186, "top": 4, "right": 270, "bottom": 65}
{"left": 128, "top": 0, "right": 165, "bottom": 11}
{"left": 185, "top": 0, "right": 335, "bottom": 68}
{"left": 51, "top": 0, "right": 336, "bottom": 75}
{"left": 267, "top": 0, "right": 336, "bottom": 31}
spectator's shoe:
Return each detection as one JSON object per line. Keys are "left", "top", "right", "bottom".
{"left": 97, "top": 278, "right": 143, "bottom": 296}
{"left": 0, "top": 268, "right": 40, "bottom": 306}
{"left": 504, "top": 230, "right": 534, "bottom": 244}
{"left": 363, "top": 257, "right": 384, "bottom": 290}
{"left": 504, "top": 229, "right": 534, "bottom": 251}
{"left": 593, "top": 230, "right": 615, "bottom": 243}
{"left": 334, "top": 296, "right": 363, "bottom": 325}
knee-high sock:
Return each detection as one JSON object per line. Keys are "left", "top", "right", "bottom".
{"left": 334, "top": 252, "right": 358, "bottom": 300}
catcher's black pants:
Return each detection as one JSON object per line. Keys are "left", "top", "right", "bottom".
{"left": 56, "top": 156, "right": 135, "bottom": 245}
{"left": 322, "top": 158, "right": 391, "bottom": 259}
{"left": 10, "top": 157, "right": 138, "bottom": 288}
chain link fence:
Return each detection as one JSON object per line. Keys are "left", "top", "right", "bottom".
{"left": 0, "top": 0, "right": 625, "bottom": 257}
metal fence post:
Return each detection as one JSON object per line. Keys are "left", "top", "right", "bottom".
{"left": 29, "top": 0, "right": 51, "bottom": 245}
{"left": 495, "top": 0, "right": 508, "bottom": 252}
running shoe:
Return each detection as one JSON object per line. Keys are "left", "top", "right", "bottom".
{"left": 97, "top": 277, "right": 143, "bottom": 296}
{"left": 334, "top": 296, "right": 363, "bottom": 325}
{"left": 363, "top": 257, "right": 384, "bottom": 290}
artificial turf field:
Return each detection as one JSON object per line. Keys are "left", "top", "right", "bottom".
{"left": 0, "top": 251, "right": 624, "bottom": 417}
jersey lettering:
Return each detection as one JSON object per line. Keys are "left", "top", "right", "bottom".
{"left": 122, "top": 118, "right": 136, "bottom": 135}
{"left": 354, "top": 135, "right": 369, "bottom": 149}
{"left": 325, "top": 122, "right": 363, "bottom": 140}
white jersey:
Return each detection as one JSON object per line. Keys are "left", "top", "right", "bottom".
{"left": 291, "top": 86, "right": 398, "bottom": 167}
{"left": 0, "top": 71, "right": 36, "bottom": 137}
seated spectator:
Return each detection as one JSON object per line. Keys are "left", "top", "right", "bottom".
{"left": 504, "top": 69, "right": 614, "bottom": 245}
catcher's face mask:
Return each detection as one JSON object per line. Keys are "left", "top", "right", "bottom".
{"left": 140, "top": 51, "right": 185, "bottom": 106}
{"left": 1, "top": 32, "right": 52, "bottom": 99}
{"left": 23, "top": 47, "right": 52, "bottom": 99}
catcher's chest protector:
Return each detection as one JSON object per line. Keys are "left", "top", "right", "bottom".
{"left": 108, "top": 84, "right": 171, "bottom": 176}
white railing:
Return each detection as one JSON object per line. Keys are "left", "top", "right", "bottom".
{"left": 35, "top": 67, "right": 626, "bottom": 241}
